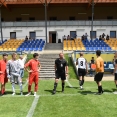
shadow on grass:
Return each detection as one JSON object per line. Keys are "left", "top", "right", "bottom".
{"left": 112, "top": 88, "right": 117, "bottom": 92}
{"left": 44, "top": 89, "right": 62, "bottom": 94}
{"left": 5, "top": 91, "right": 12, "bottom": 95}
{"left": 103, "top": 89, "right": 113, "bottom": 93}
{"left": 78, "top": 90, "right": 96, "bottom": 95}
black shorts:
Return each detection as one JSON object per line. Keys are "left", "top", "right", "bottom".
{"left": 78, "top": 68, "right": 86, "bottom": 77}
{"left": 55, "top": 72, "right": 66, "bottom": 80}
{"left": 94, "top": 72, "right": 104, "bottom": 81}
{"left": 114, "top": 73, "right": 117, "bottom": 80}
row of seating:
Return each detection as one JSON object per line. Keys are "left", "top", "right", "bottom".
{"left": 86, "top": 47, "right": 112, "bottom": 51}
{"left": 105, "top": 38, "right": 117, "bottom": 50}
{"left": 17, "top": 39, "right": 45, "bottom": 51}
{"left": 63, "top": 39, "right": 85, "bottom": 51}
{"left": 0, "top": 39, "right": 24, "bottom": 51}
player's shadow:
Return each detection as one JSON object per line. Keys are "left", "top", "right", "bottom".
{"left": 103, "top": 89, "right": 113, "bottom": 93}
{"left": 112, "top": 88, "right": 117, "bottom": 92}
{"left": 78, "top": 90, "right": 95, "bottom": 95}
{"left": 66, "top": 86, "right": 78, "bottom": 89}
{"left": 5, "top": 91, "right": 13, "bottom": 95}
{"left": 44, "top": 90, "right": 62, "bottom": 94}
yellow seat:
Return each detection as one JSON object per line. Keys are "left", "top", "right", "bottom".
{"left": 64, "top": 47, "right": 67, "bottom": 51}
{"left": 8, "top": 48, "right": 12, "bottom": 51}
{"left": 73, "top": 47, "right": 76, "bottom": 51}
{"left": 82, "top": 47, "right": 86, "bottom": 51}
{"left": 3, "top": 48, "right": 8, "bottom": 51}
{"left": 77, "top": 47, "right": 81, "bottom": 50}
{"left": 68, "top": 47, "right": 72, "bottom": 51}
{"left": 0, "top": 48, "right": 3, "bottom": 51}
{"left": 12, "top": 48, "right": 16, "bottom": 51}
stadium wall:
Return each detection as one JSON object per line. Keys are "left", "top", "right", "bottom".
{"left": 2, "top": 26, "right": 117, "bottom": 42}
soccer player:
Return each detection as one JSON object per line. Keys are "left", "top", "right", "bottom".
{"left": 6, "top": 53, "right": 23, "bottom": 95}
{"left": 0, "top": 53, "right": 8, "bottom": 96}
{"left": 113, "top": 52, "right": 117, "bottom": 89}
{"left": 52, "top": 53, "right": 68, "bottom": 94}
{"left": 25, "top": 53, "right": 41, "bottom": 96}
{"left": 17, "top": 55, "right": 24, "bottom": 83}
{"left": 76, "top": 52, "right": 88, "bottom": 89}
{"left": 94, "top": 50, "right": 104, "bottom": 95}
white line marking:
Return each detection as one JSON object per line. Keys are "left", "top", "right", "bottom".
{"left": 65, "top": 80, "right": 73, "bottom": 88}
{"left": 26, "top": 95, "right": 40, "bottom": 117}
{"left": 23, "top": 80, "right": 28, "bottom": 89}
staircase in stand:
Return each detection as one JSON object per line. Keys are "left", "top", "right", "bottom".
{"left": 39, "top": 54, "right": 59, "bottom": 78}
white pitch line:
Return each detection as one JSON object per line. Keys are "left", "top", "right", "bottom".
{"left": 26, "top": 95, "right": 40, "bottom": 117}
{"left": 65, "top": 80, "right": 73, "bottom": 88}
{"left": 23, "top": 80, "right": 28, "bottom": 89}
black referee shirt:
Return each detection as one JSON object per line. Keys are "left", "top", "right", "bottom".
{"left": 55, "top": 58, "right": 68, "bottom": 73}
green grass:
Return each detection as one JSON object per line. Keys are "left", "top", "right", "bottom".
{"left": 1, "top": 54, "right": 117, "bottom": 117}
{"left": 64, "top": 54, "right": 77, "bottom": 79}
{"left": 1, "top": 77, "right": 117, "bottom": 117}
{"left": 32, "top": 80, "right": 117, "bottom": 117}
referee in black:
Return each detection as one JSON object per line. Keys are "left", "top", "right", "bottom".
{"left": 52, "top": 53, "right": 68, "bottom": 94}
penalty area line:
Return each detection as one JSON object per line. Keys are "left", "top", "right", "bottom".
{"left": 26, "top": 95, "right": 40, "bottom": 117}
{"left": 65, "top": 80, "right": 73, "bottom": 88}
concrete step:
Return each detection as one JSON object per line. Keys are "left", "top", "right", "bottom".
{"left": 39, "top": 54, "right": 60, "bottom": 78}
{"left": 40, "top": 68, "right": 54, "bottom": 71}
{"left": 39, "top": 76, "right": 55, "bottom": 78}
{"left": 40, "top": 71, "right": 54, "bottom": 72}
{"left": 40, "top": 72, "right": 54, "bottom": 74}
{"left": 44, "top": 43, "right": 63, "bottom": 50}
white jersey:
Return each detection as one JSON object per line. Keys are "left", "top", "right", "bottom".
{"left": 77, "top": 57, "right": 87, "bottom": 69}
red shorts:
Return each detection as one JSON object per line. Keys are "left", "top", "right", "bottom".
{"left": 0, "top": 74, "right": 8, "bottom": 84}
{"left": 29, "top": 72, "right": 39, "bottom": 85}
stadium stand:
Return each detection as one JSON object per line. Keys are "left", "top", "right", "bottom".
{"left": 63, "top": 39, "right": 85, "bottom": 51}
{"left": 0, "top": 39, "right": 24, "bottom": 51}
{"left": 104, "top": 38, "right": 117, "bottom": 51}
{"left": 17, "top": 39, "right": 45, "bottom": 51}
{"left": 82, "top": 38, "right": 112, "bottom": 51}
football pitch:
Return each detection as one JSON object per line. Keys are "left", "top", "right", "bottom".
{"left": 0, "top": 79, "right": 117, "bottom": 117}
{"left": 0, "top": 54, "right": 117, "bottom": 117}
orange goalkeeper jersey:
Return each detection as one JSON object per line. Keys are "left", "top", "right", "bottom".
{"left": 95, "top": 56, "right": 104, "bottom": 73}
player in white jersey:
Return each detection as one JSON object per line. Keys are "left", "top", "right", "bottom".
{"left": 76, "top": 52, "right": 88, "bottom": 89}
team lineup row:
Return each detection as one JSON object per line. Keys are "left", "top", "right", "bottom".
{"left": 0, "top": 52, "right": 117, "bottom": 96}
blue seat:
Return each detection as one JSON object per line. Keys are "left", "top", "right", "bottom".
{"left": 107, "top": 47, "right": 112, "bottom": 51}
{"left": 29, "top": 48, "right": 33, "bottom": 51}
{"left": 107, "top": 61, "right": 112, "bottom": 64}
{"left": 39, "top": 47, "right": 42, "bottom": 51}
{"left": 103, "top": 47, "right": 107, "bottom": 51}
{"left": 99, "top": 47, "right": 102, "bottom": 50}
{"left": 104, "top": 62, "right": 106, "bottom": 64}
{"left": 86, "top": 47, "right": 89, "bottom": 51}
{"left": 25, "top": 48, "right": 29, "bottom": 51}
{"left": 16, "top": 48, "right": 20, "bottom": 51}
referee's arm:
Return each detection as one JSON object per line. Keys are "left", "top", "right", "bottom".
{"left": 65, "top": 65, "right": 68, "bottom": 74}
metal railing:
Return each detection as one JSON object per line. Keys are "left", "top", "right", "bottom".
{"left": 2, "top": 20, "right": 117, "bottom": 27}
